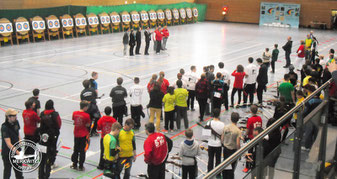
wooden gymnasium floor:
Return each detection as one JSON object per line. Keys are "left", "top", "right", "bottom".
{"left": 0, "top": 22, "right": 337, "bottom": 179}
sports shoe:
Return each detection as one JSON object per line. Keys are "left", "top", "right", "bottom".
{"left": 78, "top": 166, "right": 85, "bottom": 171}
{"left": 161, "top": 129, "right": 168, "bottom": 133}
{"left": 70, "top": 164, "right": 77, "bottom": 170}
{"left": 51, "top": 164, "right": 58, "bottom": 169}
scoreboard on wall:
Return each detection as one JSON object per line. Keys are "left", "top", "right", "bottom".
{"left": 259, "top": 2, "right": 300, "bottom": 28}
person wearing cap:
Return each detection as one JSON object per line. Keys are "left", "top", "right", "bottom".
{"left": 1, "top": 109, "right": 23, "bottom": 179}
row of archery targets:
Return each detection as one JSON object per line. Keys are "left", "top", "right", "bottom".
{"left": 0, "top": 7, "right": 199, "bottom": 47}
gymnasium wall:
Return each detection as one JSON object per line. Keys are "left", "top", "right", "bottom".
{"left": 195, "top": 0, "right": 337, "bottom": 28}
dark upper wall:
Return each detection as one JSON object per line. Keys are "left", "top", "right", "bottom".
{"left": 196, "top": 0, "right": 337, "bottom": 28}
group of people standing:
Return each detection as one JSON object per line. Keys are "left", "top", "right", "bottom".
{"left": 123, "top": 26, "right": 170, "bottom": 56}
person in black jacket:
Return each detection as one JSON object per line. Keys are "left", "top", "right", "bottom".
{"left": 129, "top": 29, "right": 136, "bottom": 56}
{"left": 135, "top": 28, "right": 142, "bottom": 55}
{"left": 148, "top": 82, "right": 164, "bottom": 132}
{"left": 256, "top": 58, "right": 268, "bottom": 106}
{"left": 282, "top": 36, "right": 293, "bottom": 68}
{"left": 144, "top": 27, "right": 152, "bottom": 55}
{"left": 195, "top": 74, "right": 210, "bottom": 122}
{"left": 123, "top": 29, "right": 129, "bottom": 56}
{"left": 110, "top": 77, "right": 128, "bottom": 125}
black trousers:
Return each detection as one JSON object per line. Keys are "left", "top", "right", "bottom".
{"left": 71, "top": 137, "right": 86, "bottom": 167}
{"left": 129, "top": 45, "right": 135, "bottom": 56}
{"left": 222, "top": 147, "right": 237, "bottom": 179}
{"left": 25, "top": 134, "right": 39, "bottom": 155}
{"left": 223, "top": 89, "right": 229, "bottom": 110}
{"left": 212, "top": 97, "right": 222, "bottom": 112}
{"left": 104, "top": 161, "right": 120, "bottom": 179}
{"left": 257, "top": 83, "right": 266, "bottom": 104}
{"left": 50, "top": 133, "right": 59, "bottom": 165}
{"left": 2, "top": 154, "right": 23, "bottom": 179}
{"left": 145, "top": 41, "right": 150, "bottom": 54}
{"left": 113, "top": 105, "right": 126, "bottom": 125}
{"left": 98, "top": 138, "right": 105, "bottom": 168}
{"left": 231, "top": 88, "right": 243, "bottom": 106}
{"left": 187, "top": 90, "right": 196, "bottom": 110}
{"left": 136, "top": 41, "right": 141, "bottom": 54}
{"left": 271, "top": 59, "right": 276, "bottom": 72}
{"left": 39, "top": 152, "right": 53, "bottom": 179}
{"left": 156, "top": 40, "right": 161, "bottom": 53}
{"left": 164, "top": 110, "right": 175, "bottom": 130}
{"left": 182, "top": 165, "right": 196, "bottom": 179}
{"left": 207, "top": 146, "right": 222, "bottom": 177}
{"left": 148, "top": 163, "right": 165, "bottom": 179}
{"left": 285, "top": 51, "right": 291, "bottom": 66}
{"left": 197, "top": 98, "right": 207, "bottom": 121}
{"left": 243, "top": 83, "right": 256, "bottom": 105}
{"left": 88, "top": 102, "right": 100, "bottom": 134}
{"left": 131, "top": 105, "right": 142, "bottom": 128}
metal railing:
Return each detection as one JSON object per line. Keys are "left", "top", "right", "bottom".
{"left": 203, "top": 78, "right": 333, "bottom": 179}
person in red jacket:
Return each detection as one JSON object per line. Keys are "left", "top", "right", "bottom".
{"left": 155, "top": 26, "right": 163, "bottom": 54}
{"left": 230, "top": 65, "right": 246, "bottom": 108}
{"left": 294, "top": 40, "right": 306, "bottom": 71}
{"left": 246, "top": 105, "right": 262, "bottom": 140}
{"left": 22, "top": 100, "right": 41, "bottom": 154}
{"left": 40, "top": 99, "right": 62, "bottom": 168}
{"left": 71, "top": 101, "right": 91, "bottom": 171}
{"left": 147, "top": 74, "right": 158, "bottom": 94}
{"left": 158, "top": 71, "right": 170, "bottom": 94}
{"left": 161, "top": 26, "right": 169, "bottom": 50}
{"left": 144, "top": 122, "right": 169, "bottom": 179}
{"left": 96, "top": 106, "right": 116, "bottom": 170}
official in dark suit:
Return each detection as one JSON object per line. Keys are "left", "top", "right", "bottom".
{"left": 135, "top": 28, "right": 142, "bottom": 55}
{"left": 144, "top": 27, "right": 152, "bottom": 55}
{"left": 256, "top": 58, "right": 268, "bottom": 106}
{"left": 282, "top": 36, "right": 293, "bottom": 68}
{"left": 129, "top": 29, "right": 136, "bottom": 56}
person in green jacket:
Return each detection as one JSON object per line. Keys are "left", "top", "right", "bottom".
{"left": 271, "top": 44, "right": 279, "bottom": 73}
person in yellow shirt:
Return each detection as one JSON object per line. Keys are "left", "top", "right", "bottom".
{"left": 302, "top": 69, "right": 312, "bottom": 87}
{"left": 175, "top": 80, "right": 189, "bottom": 130}
{"left": 305, "top": 34, "right": 312, "bottom": 60}
{"left": 162, "top": 86, "right": 175, "bottom": 132}
{"left": 117, "top": 118, "right": 136, "bottom": 179}
{"left": 293, "top": 91, "right": 305, "bottom": 123}
{"left": 103, "top": 122, "right": 122, "bottom": 178}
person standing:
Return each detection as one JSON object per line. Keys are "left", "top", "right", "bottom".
{"left": 155, "top": 26, "right": 163, "bottom": 54}
{"left": 246, "top": 105, "right": 262, "bottom": 140}
{"left": 230, "top": 65, "right": 246, "bottom": 108}
{"left": 110, "top": 77, "right": 128, "bottom": 125}
{"left": 161, "top": 26, "right": 169, "bottom": 50}
{"left": 218, "top": 62, "right": 230, "bottom": 110}
{"left": 129, "top": 77, "right": 144, "bottom": 130}
{"left": 175, "top": 80, "right": 189, "bottom": 130}
{"left": 271, "top": 44, "right": 279, "bottom": 73}
{"left": 305, "top": 34, "right": 313, "bottom": 60}
{"left": 71, "top": 101, "right": 91, "bottom": 171}
{"left": 278, "top": 74, "right": 295, "bottom": 104}
{"left": 162, "top": 87, "right": 176, "bottom": 132}
{"left": 144, "top": 27, "right": 152, "bottom": 55}
{"left": 195, "top": 74, "right": 210, "bottom": 122}
{"left": 185, "top": 66, "right": 198, "bottom": 111}
{"left": 158, "top": 71, "right": 170, "bottom": 94}
{"left": 89, "top": 71, "right": 99, "bottom": 94}
{"left": 96, "top": 106, "right": 116, "bottom": 170}
{"left": 28, "top": 88, "right": 41, "bottom": 115}
{"left": 1, "top": 109, "right": 23, "bottom": 179}
{"left": 243, "top": 57, "right": 258, "bottom": 106}
{"left": 40, "top": 100, "right": 62, "bottom": 169}
{"left": 123, "top": 29, "right": 129, "bottom": 56}
{"left": 256, "top": 58, "right": 268, "bottom": 106}
{"left": 262, "top": 48, "right": 271, "bottom": 69}
{"left": 174, "top": 72, "right": 187, "bottom": 89}
{"left": 282, "top": 36, "right": 293, "bottom": 68}
{"left": 206, "top": 108, "right": 225, "bottom": 178}
{"left": 221, "top": 112, "right": 242, "bottom": 179}
{"left": 149, "top": 83, "right": 164, "bottom": 132}
{"left": 212, "top": 72, "right": 225, "bottom": 111}
{"left": 22, "top": 100, "right": 40, "bottom": 154}
{"left": 144, "top": 122, "right": 171, "bottom": 179}
{"left": 147, "top": 74, "right": 158, "bottom": 93}
{"left": 135, "top": 28, "right": 142, "bottom": 55}
{"left": 129, "top": 29, "right": 136, "bottom": 56}
{"left": 152, "top": 28, "right": 157, "bottom": 51}
{"left": 117, "top": 118, "right": 136, "bottom": 179}
{"left": 294, "top": 40, "right": 306, "bottom": 71}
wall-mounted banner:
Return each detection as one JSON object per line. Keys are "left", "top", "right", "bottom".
{"left": 260, "top": 2, "right": 300, "bottom": 28}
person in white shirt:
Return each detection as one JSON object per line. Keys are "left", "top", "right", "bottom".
{"left": 129, "top": 77, "right": 145, "bottom": 129}
{"left": 218, "top": 62, "right": 230, "bottom": 110}
{"left": 185, "top": 66, "right": 199, "bottom": 111}
{"left": 206, "top": 108, "right": 225, "bottom": 177}
{"left": 243, "top": 57, "right": 258, "bottom": 106}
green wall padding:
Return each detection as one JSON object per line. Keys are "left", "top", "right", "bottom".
{"left": 0, "top": 2, "right": 206, "bottom": 22}
{"left": 87, "top": 2, "right": 207, "bottom": 21}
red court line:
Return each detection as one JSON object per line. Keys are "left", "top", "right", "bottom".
{"left": 92, "top": 81, "right": 280, "bottom": 179}
{"left": 0, "top": 107, "right": 6, "bottom": 112}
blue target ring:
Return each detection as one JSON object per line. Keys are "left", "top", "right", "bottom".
{"left": 63, "top": 20, "right": 67, "bottom": 26}
{"left": 23, "top": 23, "right": 29, "bottom": 30}
{"left": 33, "top": 22, "right": 38, "bottom": 28}
{"left": 82, "top": 19, "right": 85, "bottom": 24}
{"left": 39, "top": 22, "right": 44, "bottom": 28}
{"left": 106, "top": 17, "right": 109, "bottom": 22}
{"left": 68, "top": 20, "right": 72, "bottom": 25}
{"left": 94, "top": 18, "right": 98, "bottom": 23}
{"left": 49, "top": 21, "right": 53, "bottom": 28}
{"left": 0, "top": 25, "right": 4, "bottom": 32}
{"left": 17, "top": 24, "right": 22, "bottom": 30}
{"left": 76, "top": 19, "right": 80, "bottom": 25}
{"left": 55, "top": 21, "right": 59, "bottom": 27}
{"left": 89, "top": 18, "right": 93, "bottom": 23}
{"left": 6, "top": 24, "right": 11, "bottom": 31}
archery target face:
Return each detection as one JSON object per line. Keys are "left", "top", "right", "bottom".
{"left": 173, "top": 9, "right": 179, "bottom": 19}
{"left": 193, "top": 9, "right": 198, "bottom": 17}
{"left": 0, "top": 23, "right": 13, "bottom": 33}
{"left": 180, "top": 9, "right": 186, "bottom": 18}
{"left": 165, "top": 10, "right": 172, "bottom": 20}
{"left": 150, "top": 13, "right": 157, "bottom": 20}
{"left": 32, "top": 20, "right": 45, "bottom": 30}
{"left": 186, "top": 8, "right": 192, "bottom": 18}
{"left": 75, "top": 17, "right": 87, "bottom": 26}
{"left": 141, "top": 13, "right": 149, "bottom": 21}
{"left": 158, "top": 12, "right": 164, "bottom": 19}
{"left": 88, "top": 17, "right": 99, "bottom": 25}
{"left": 16, "top": 22, "right": 30, "bottom": 32}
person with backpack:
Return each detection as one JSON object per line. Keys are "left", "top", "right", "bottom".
{"left": 40, "top": 100, "right": 62, "bottom": 169}
{"left": 230, "top": 65, "right": 246, "bottom": 108}
{"left": 212, "top": 72, "right": 225, "bottom": 111}
{"left": 144, "top": 122, "right": 172, "bottom": 179}
{"left": 195, "top": 74, "right": 210, "bottom": 122}
{"left": 96, "top": 106, "right": 116, "bottom": 170}
{"left": 22, "top": 100, "right": 41, "bottom": 155}
{"left": 38, "top": 100, "right": 60, "bottom": 179}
